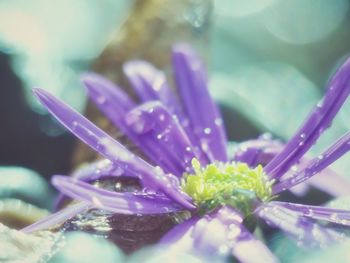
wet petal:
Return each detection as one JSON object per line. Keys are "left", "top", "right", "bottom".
{"left": 124, "top": 60, "right": 209, "bottom": 165}
{"left": 162, "top": 206, "right": 278, "bottom": 262}
{"left": 273, "top": 131, "right": 350, "bottom": 193}
{"left": 52, "top": 175, "right": 183, "bottom": 214}
{"left": 71, "top": 159, "right": 132, "bottom": 182}
{"left": 257, "top": 203, "right": 347, "bottom": 247}
{"left": 81, "top": 73, "right": 137, "bottom": 139}
{"left": 83, "top": 73, "right": 197, "bottom": 175}
{"left": 22, "top": 202, "right": 90, "bottom": 233}
{"left": 160, "top": 216, "right": 200, "bottom": 252}
{"left": 233, "top": 136, "right": 283, "bottom": 167}
{"left": 54, "top": 160, "right": 137, "bottom": 211}
{"left": 123, "top": 60, "right": 184, "bottom": 117}
{"left": 265, "top": 57, "right": 350, "bottom": 179}
{"left": 33, "top": 88, "right": 194, "bottom": 209}
{"left": 125, "top": 101, "right": 197, "bottom": 175}
{"left": 271, "top": 201, "right": 350, "bottom": 226}
{"left": 172, "top": 43, "right": 228, "bottom": 162}
{"left": 230, "top": 226, "right": 280, "bottom": 263}
{"left": 232, "top": 137, "right": 350, "bottom": 197}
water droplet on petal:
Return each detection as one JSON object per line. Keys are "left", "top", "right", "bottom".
{"left": 215, "top": 118, "right": 223, "bottom": 126}
{"left": 97, "top": 96, "right": 107, "bottom": 104}
{"left": 204, "top": 128, "right": 212, "bottom": 134}
{"left": 290, "top": 165, "right": 298, "bottom": 172}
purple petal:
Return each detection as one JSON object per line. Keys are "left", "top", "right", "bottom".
{"left": 54, "top": 159, "right": 136, "bottom": 211}
{"left": 125, "top": 101, "right": 197, "bottom": 175}
{"left": 273, "top": 131, "right": 350, "bottom": 194}
{"left": 172, "top": 43, "right": 228, "bottom": 162}
{"left": 72, "top": 159, "right": 132, "bottom": 181}
{"left": 264, "top": 57, "right": 350, "bottom": 179}
{"left": 33, "top": 88, "right": 195, "bottom": 209}
{"left": 233, "top": 137, "right": 284, "bottom": 168}
{"left": 83, "top": 73, "right": 195, "bottom": 175}
{"left": 162, "top": 206, "right": 278, "bottom": 263}
{"left": 81, "top": 73, "right": 137, "bottom": 143}
{"left": 270, "top": 201, "right": 350, "bottom": 226}
{"left": 81, "top": 72, "right": 135, "bottom": 113}
{"left": 123, "top": 61, "right": 184, "bottom": 117}
{"left": 160, "top": 216, "right": 200, "bottom": 251}
{"left": 124, "top": 60, "right": 209, "bottom": 165}
{"left": 21, "top": 202, "right": 90, "bottom": 233}
{"left": 257, "top": 203, "right": 347, "bottom": 247}
{"left": 233, "top": 137, "right": 350, "bottom": 197}
{"left": 230, "top": 228, "right": 280, "bottom": 263}
{"left": 52, "top": 175, "right": 183, "bottom": 214}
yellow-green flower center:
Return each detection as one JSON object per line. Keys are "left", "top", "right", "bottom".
{"left": 181, "top": 159, "right": 274, "bottom": 215}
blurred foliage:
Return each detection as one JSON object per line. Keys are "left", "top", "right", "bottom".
{"left": 0, "top": 0, "right": 130, "bottom": 113}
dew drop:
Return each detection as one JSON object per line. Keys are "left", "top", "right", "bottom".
{"left": 341, "top": 219, "right": 348, "bottom": 225}
{"left": 204, "top": 128, "right": 212, "bottom": 134}
{"left": 97, "top": 96, "right": 106, "bottom": 104}
{"left": 330, "top": 213, "right": 339, "bottom": 222}
{"left": 290, "top": 165, "right": 298, "bottom": 172}
{"left": 215, "top": 118, "right": 223, "bottom": 126}
{"left": 260, "top": 133, "right": 272, "bottom": 140}
{"left": 317, "top": 101, "right": 324, "bottom": 108}
{"left": 72, "top": 121, "right": 79, "bottom": 129}
{"left": 115, "top": 182, "right": 122, "bottom": 191}
{"left": 306, "top": 209, "right": 314, "bottom": 217}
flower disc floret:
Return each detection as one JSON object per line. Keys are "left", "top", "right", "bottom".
{"left": 181, "top": 159, "right": 274, "bottom": 214}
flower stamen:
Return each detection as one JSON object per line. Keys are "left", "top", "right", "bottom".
{"left": 181, "top": 159, "right": 274, "bottom": 215}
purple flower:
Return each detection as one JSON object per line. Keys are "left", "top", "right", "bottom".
{"left": 23, "top": 44, "right": 350, "bottom": 262}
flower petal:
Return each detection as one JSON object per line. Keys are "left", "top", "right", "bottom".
{"left": 233, "top": 137, "right": 283, "bottom": 167}
{"left": 125, "top": 101, "right": 197, "bottom": 175}
{"left": 265, "top": 57, "right": 350, "bottom": 179}
{"left": 33, "top": 88, "right": 195, "bottom": 210}
{"left": 270, "top": 201, "right": 350, "bottom": 226}
{"left": 22, "top": 202, "right": 90, "bottom": 233}
{"left": 71, "top": 159, "right": 133, "bottom": 181}
{"left": 172, "top": 44, "right": 228, "bottom": 162}
{"left": 273, "top": 131, "right": 350, "bottom": 193}
{"left": 83, "top": 73, "right": 197, "bottom": 175}
{"left": 162, "top": 206, "right": 278, "bottom": 263}
{"left": 123, "top": 61, "right": 184, "bottom": 117}
{"left": 81, "top": 73, "right": 136, "bottom": 136}
{"left": 124, "top": 60, "right": 209, "bottom": 165}
{"left": 54, "top": 159, "right": 136, "bottom": 211}
{"left": 52, "top": 175, "right": 183, "bottom": 214}
{"left": 257, "top": 203, "right": 347, "bottom": 247}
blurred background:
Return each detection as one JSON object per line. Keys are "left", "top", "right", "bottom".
{"left": 1, "top": 0, "right": 350, "bottom": 207}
